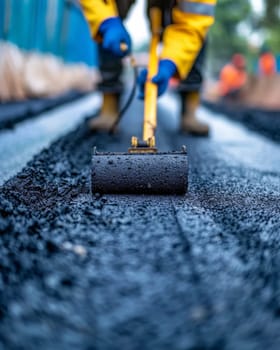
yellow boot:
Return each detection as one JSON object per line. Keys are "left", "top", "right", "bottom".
{"left": 88, "top": 93, "right": 119, "bottom": 132}
{"left": 181, "top": 91, "right": 209, "bottom": 136}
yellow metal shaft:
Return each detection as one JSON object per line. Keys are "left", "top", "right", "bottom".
{"left": 143, "top": 8, "right": 161, "bottom": 143}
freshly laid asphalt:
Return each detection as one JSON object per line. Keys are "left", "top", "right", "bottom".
{"left": 0, "top": 93, "right": 280, "bottom": 350}
{"left": 0, "top": 94, "right": 100, "bottom": 185}
{"left": 203, "top": 100, "right": 280, "bottom": 143}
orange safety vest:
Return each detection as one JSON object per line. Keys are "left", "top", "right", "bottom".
{"left": 259, "top": 53, "right": 276, "bottom": 76}
{"left": 219, "top": 63, "right": 247, "bottom": 96}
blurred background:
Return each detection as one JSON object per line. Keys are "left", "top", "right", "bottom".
{"left": 208, "top": 0, "right": 280, "bottom": 75}
{"left": 0, "top": 0, "right": 96, "bottom": 65}
{"left": 0, "top": 0, "right": 279, "bottom": 108}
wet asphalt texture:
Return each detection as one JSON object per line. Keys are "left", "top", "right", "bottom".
{"left": 203, "top": 101, "right": 280, "bottom": 143}
{"left": 0, "top": 91, "right": 86, "bottom": 130}
{"left": 0, "top": 95, "right": 280, "bottom": 350}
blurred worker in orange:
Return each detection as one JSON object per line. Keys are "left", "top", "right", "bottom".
{"left": 219, "top": 54, "right": 248, "bottom": 100}
{"left": 258, "top": 46, "right": 276, "bottom": 77}
{"left": 80, "top": 0, "right": 217, "bottom": 136}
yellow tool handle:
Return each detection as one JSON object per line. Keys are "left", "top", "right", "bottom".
{"left": 143, "top": 7, "right": 161, "bottom": 143}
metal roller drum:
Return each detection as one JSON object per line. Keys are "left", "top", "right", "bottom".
{"left": 91, "top": 147, "right": 188, "bottom": 195}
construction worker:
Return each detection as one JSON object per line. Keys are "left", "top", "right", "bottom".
{"left": 258, "top": 46, "right": 276, "bottom": 77}
{"left": 219, "top": 53, "right": 248, "bottom": 100}
{"left": 80, "top": 0, "right": 216, "bottom": 136}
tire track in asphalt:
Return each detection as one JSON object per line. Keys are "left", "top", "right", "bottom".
{"left": 158, "top": 97, "right": 280, "bottom": 349}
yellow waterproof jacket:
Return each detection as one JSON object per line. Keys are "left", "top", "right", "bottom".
{"left": 80, "top": 0, "right": 216, "bottom": 79}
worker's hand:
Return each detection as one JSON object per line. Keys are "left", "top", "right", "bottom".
{"left": 99, "top": 17, "right": 131, "bottom": 58}
{"left": 138, "top": 59, "right": 177, "bottom": 99}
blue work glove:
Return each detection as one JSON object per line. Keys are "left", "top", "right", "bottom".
{"left": 138, "top": 59, "right": 177, "bottom": 99}
{"left": 99, "top": 17, "right": 131, "bottom": 58}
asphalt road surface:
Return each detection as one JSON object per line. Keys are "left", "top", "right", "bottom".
{"left": 0, "top": 93, "right": 280, "bottom": 350}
